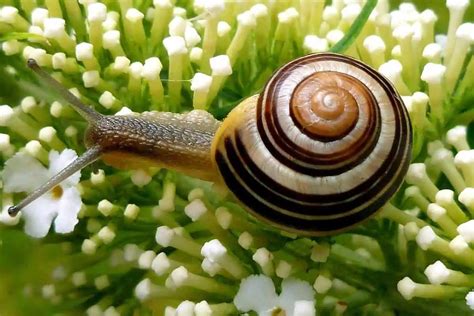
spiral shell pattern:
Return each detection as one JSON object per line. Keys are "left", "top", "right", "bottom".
{"left": 213, "top": 53, "right": 412, "bottom": 235}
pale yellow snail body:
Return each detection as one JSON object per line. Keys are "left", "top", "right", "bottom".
{"left": 9, "top": 53, "right": 412, "bottom": 236}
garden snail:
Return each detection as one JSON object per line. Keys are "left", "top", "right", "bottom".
{"left": 8, "top": 53, "right": 412, "bottom": 236}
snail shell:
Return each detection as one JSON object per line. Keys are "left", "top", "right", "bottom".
{"left": 212, "top": 53, "right": 412, "bottom": 236}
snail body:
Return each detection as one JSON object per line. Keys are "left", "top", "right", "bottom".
{"left": 86, "top": 109, "right": 221, "bottom": 181}
{"left": 10, "top": 53, "right": 412, "bottom": 236}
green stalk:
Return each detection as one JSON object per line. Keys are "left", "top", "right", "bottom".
{"left": 330, "top": 0, "right": 378, "bottom": 53}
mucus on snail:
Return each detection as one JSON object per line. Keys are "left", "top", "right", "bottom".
{"left": 7, "top": 53, "right": 412, "bottom": 236}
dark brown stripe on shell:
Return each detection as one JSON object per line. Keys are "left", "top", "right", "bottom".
{"left": 262, "top": 72, "right": 381, "bottom": 174}
{"left": 215, "top": 142, "right": 410, "bottom": 234}
{"left": 225, "top": 124, "right": 410, "bottom": 217}
{"left": 256, "top": 54, "right": 386, "bottom": 175}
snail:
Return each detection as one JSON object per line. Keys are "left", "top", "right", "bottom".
{"left": 8, "top": 53, "right": 412, "bottom": 236}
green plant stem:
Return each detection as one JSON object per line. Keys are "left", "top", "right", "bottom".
{"left": 330, "top": 0, "right": 378, "bottom": 53}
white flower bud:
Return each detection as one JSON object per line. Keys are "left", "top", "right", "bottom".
{"left": 138, "top": 250, "right": 156, "bottom": 269}
{"left": 130, "top": 169, "right": 152, "bottom": 187}
{"left": 52, "top": 52, "right": 67, "bottom": 69}
{"left": 82, "top": 239, "right": 97, "bottom": 255}
{"left": 87, "top": 3, "right": 107, "bottom": 22}
{"left": 41, "top": 284, "right": 55, "bottom": 299}
{"left": 129, "top": 62, "right": 143, "bottom": 79}
{"left": 416, "top": 226, "right": 437, "bottom": 250}
{"left": 43, "top": 18, "right": 67, "bottom": 38}
{"left": 447, "top": 126, "right": 468, "bottom": 151}
{"left": 449, "top": 235, "right": 469, "bottom": 254}
{"left": 421, "top": 63, "right": 446, "bottom": 85}
{"left": 184, "top": 26, "right": 201, "bottom": 47}
{"left": 204, "top": 0, "right": 225, "bottom": 17}
{"left": 94, "top": 275, "right": 110, "bottom": 290}
{"left": 184, "top": 199, "right": 208, "bottom": 221}
{"left": 155, "top": 226, "right": 175, "bottom": 247}
{"left": 217, "top": 21, "right": 231, "bottom": 37}
{"left": 39, "top": 126, "right": 57, "bottom": 143}
{"left": 115, "top": 107, "right": 133, "bottom": 116}
{"left": 82, "top": 70, "right": 100, "bottom": 88}
{"left": 170, "top": 266, "right": 189, "bottom": 287}
{"left": 98, "top": 226, "right": 116, "bottom": 244}
{"left": 423, "top": 43, "right": 442, "bottom": 62}
{"left": 215, "top": 206, "right": 231, "bottom": 229}
{"left": 201, "top": 239, "right": 226, "bottom": 261}
{"left": 188, "top": 188, "right": 204, "bottom": 201}
{"left": 191, "top": 73, "right": 212, "bottom": 93}
{"left": 169, "top": 16, "right": 186, "bottom": 36}
{"left": 201, "top": 258, "right": 221, "bottom": 277}
{"left": 0, "top": 133, "right": 10, "bottom": 151}
{"left": 195, "top": 301, "right": 212, "bottom": 316}
{"left": 457, "top": 220, "right": 474, "bottom": 243}
{"left": 76, "top": 42, "right": 94, "bottom": 61}
{"left": 135, "top": 278, "right": 152, "bottom": 301}
{"left": 0, "top": 105, "right": 14, "bottom": 126}
{"left": 424, "top": 260, "right": 449, "bottom": 284}
{"left": 446, "top": 0, "right": 469, "bottom": 10}
{"left": 313, "top": 275, "right": 332, "bottom": 294}
{"left": 237, "top": 11, "right": 256, "bottom": 27}
{"left": 210, "top": 55, "right": 232, "bottom": 76}
{"left": 275, "top": 260, "right": 292, "bottom": 278}
{"left": 102, "top": 30, "right": 121, "bottom": 49}
{"left": 252, "top": 247, "right": 273, "bottom": 267}
{"left": 190, "top": 47, "right": 203, "bottom": 63}
{"left": 397, "top": 277, "right": 416, "bottom": 300}
{"left": 151, "top": 252, "right": 171, "bottom": 275}
{"left": 99, "top": 91, "right": 116, "bottom": 109}
{"left": 163, "top": 36, "right": 187, "bottom": 55}
{"left": 176, "top": 300, "right": 196, "bottom": 315}
{"left": 366, "top": 33, "right": 386, "bottom": 54}
{"left": 71, "top": 272, "right": 87, "bottom": 287}
{"left": 458, "top": 188, "right": 474, "bottom": 210}
{"left": 2, "top": 40, "right": 20, "bottom": 55}
{"left": 31, "top": 8, "right": 49, "bottom": 26}
{"left": 124, "top": 204, "right": 139, "bottom": 220}
{"left": 250, "top": 4, "right": 268, "bottom": 18}
{"left": 113, "top": 56, "right": 131, "bottom": 72}
{"left": 126, "top": 8, "right": 144, "bottom": 23}
{"left": 303, "top": 35, "right": 328, "bottom": 53}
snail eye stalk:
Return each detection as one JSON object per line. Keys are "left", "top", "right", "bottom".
{"left": 26, "top": 59, "right": 102, "bottom": 123}
{"left": 7, "top": 60, "right": 105, "bottom": 217}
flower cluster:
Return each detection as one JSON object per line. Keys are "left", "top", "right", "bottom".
{"left": 0, "top": 0, "right": 473, "bottom": 315}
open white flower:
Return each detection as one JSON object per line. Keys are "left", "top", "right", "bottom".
{"left": 234, "top": 274, "right": 315, "bottom": 316}
{"left": 467, "top": 291, "right": 474, "bottom": 310}
{"left": 2, "top": 149, "right": 82, "bottom": 238}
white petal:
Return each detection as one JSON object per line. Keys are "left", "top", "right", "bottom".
{"left": 234, "top": 275, "right": 278, "bottom": 314}
{"left": 48, "top": 149, "right": 81, "bottom": 186}
{"left": 54, "top": 187, "right": 82, "bottom": 234}
{"left": 293, "top": 300, "right": 316, "bottom": 316}
{"left": 22, "top": 196, "right": 58, "bottom": 238}
{"left": 3, "top": 153, "right": 49, "bottom": 193}
{"left": 278, "top": 278, "right": 315, "bottom": 316}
